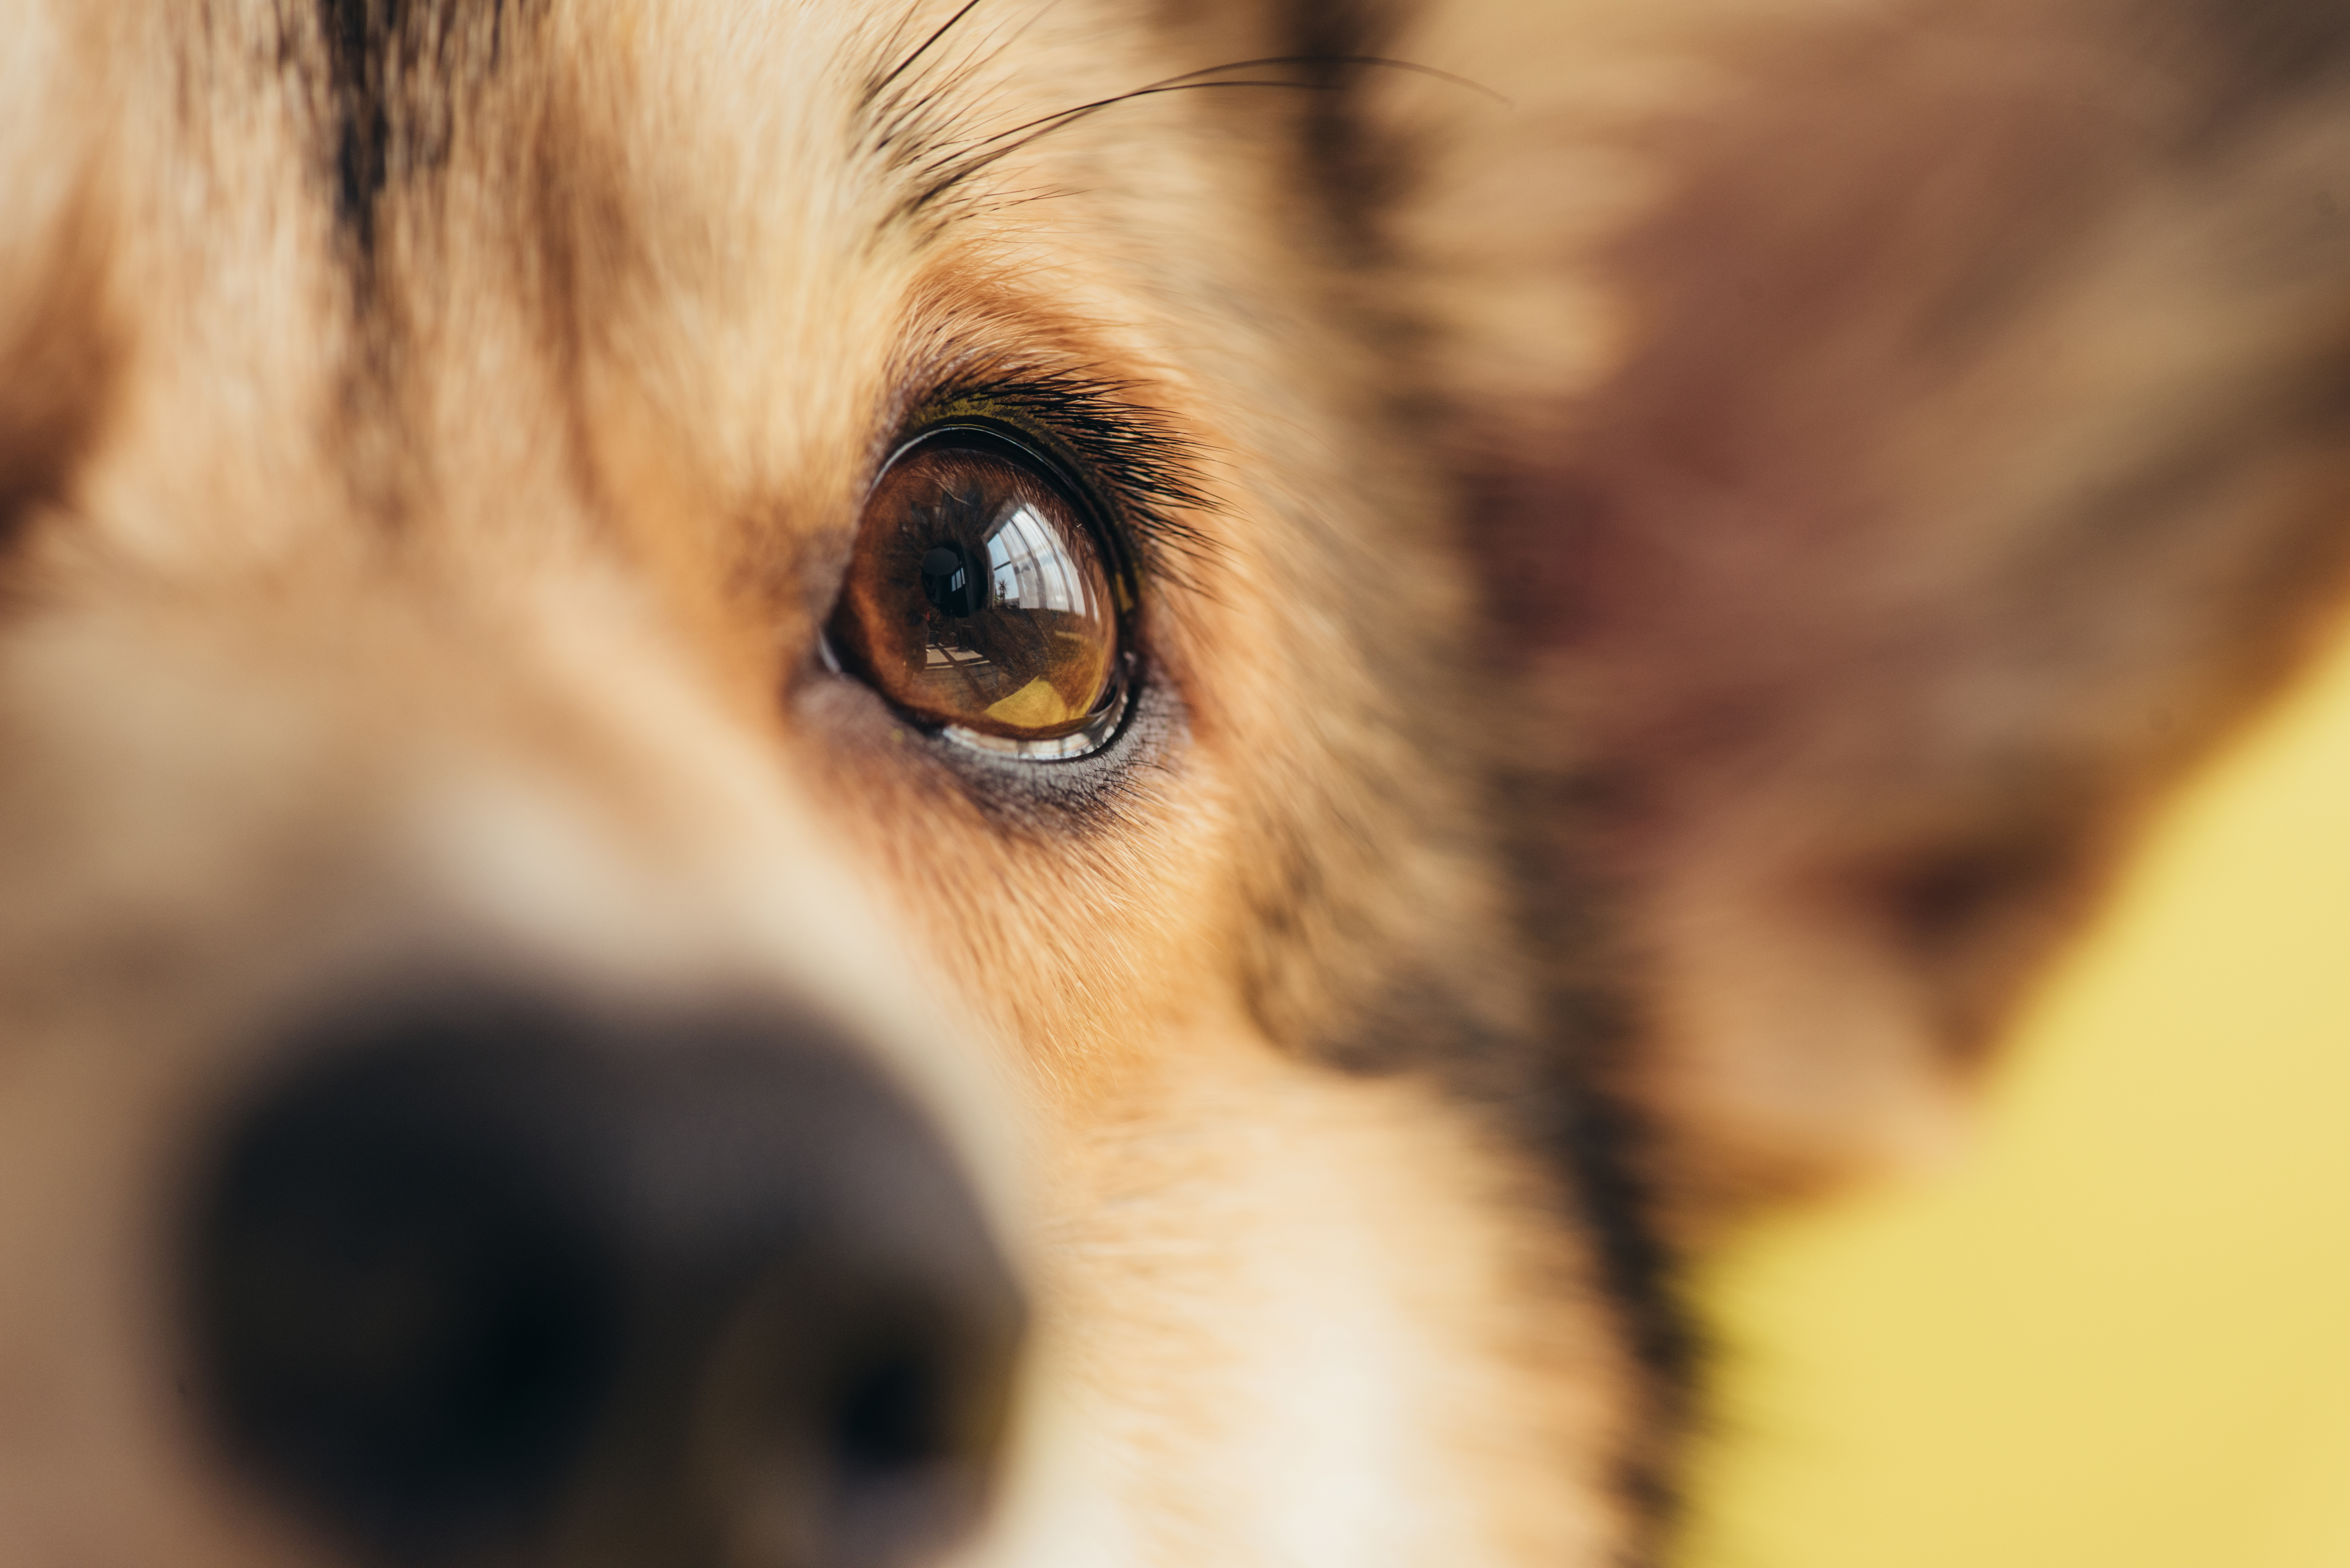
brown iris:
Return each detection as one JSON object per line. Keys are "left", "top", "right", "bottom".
{"left": 830, "top": 430, "right": 1123, "bottom": 747}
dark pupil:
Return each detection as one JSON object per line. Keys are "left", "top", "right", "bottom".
{"left": 920, "top": 546, "right": 980, "bottom": 619}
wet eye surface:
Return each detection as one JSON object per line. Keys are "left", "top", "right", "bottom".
{"left": 830, "top": 428, "right": 1130, "bottom": 761}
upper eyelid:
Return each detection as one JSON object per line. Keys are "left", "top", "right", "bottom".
{"left": 878, "top": 421, "right": 1137, "bottom": 607}
{"left": 884, "top": 366, "right": 1217, "bottom": 589}
{"left": 889, "top": 404, "right": 1110, "bottom": 510}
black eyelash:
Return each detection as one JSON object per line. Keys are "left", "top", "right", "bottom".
{"left": 899, "top": 366, "right": 1216, "bottom": 592}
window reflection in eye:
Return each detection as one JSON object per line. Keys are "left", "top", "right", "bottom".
{"left": 829, "top": 429, "right": 1129, "bottom": 759}
{"left": 989, "top": 502, "right": 1087, "bottom": 615}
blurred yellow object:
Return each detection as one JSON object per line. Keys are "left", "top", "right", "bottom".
{"left": 1683, "top": 625, "right": 2350, "bottom": 1568}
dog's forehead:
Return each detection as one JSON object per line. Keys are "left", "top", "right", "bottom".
{"left": 3, "top": 0, "right": 1247, "bottom": 585}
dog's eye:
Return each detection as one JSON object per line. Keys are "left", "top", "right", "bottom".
{"left": 830, "top": 429, "right": 1127, "bottom": 759}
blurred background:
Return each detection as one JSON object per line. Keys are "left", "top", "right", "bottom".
{"left": 1680, "top": 625, "right": 2350, "bottom": 1568}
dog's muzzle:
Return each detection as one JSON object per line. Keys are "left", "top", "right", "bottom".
{"left": 179, "top": 988, "right": 1025, "bottom": 1568}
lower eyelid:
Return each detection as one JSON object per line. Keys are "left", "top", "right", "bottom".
{"left": 937, "top": 654, "right": 1135, "bottom": 763}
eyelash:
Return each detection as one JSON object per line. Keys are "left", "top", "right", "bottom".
{"left": 892, "top": 369, "right": 1213, "bottom": 591}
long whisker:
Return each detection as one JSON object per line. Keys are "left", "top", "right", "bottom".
{"left": 1142, "top": 54, "right": 1507, "bottom": 106}
{"left": 907, "top": 79, "right": 1336, "bottom": 215}
{"left": 932, "top": 79, "right": 1332, "bottom": 166}
{"left": 883, "top": 48, "right": 1500, "bottom": 224}
{"left": 870, "top": 0, "right": 988, "bottom": 102}
{"left": 948, "top": 54, "right": 1498, "bottom": 164}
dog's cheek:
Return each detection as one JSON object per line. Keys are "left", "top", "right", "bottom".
{"left": 785, "top": 668, "right": 1240, "bottom": 1113}
{"left": 991, "top": 1007, "right": 1649, "bottom": 1568}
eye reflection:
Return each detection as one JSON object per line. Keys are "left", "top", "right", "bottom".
{"left": 921, "top": 546, "right": 979, "bottom": 619}
{"left": 829, "top": 432, "right": 1126, "bottom": 754}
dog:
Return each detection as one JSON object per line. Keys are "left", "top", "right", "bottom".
{"left": 2, "top": 1, "right": 2347, "bottom": 1564}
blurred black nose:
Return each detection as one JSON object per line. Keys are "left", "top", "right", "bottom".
{"left": 183, "top": 989, "right": 1025, "bottom": 1568}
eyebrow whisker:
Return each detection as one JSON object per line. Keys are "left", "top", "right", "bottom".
{"left": 891, "top": 50, "right": 1504, "bottom": 220}
{"left": 906, "top": 79, "right": 1342, "bottom": 216}
{"left": 1142, "top": 54, "right": 1507, "bottom": 106}
{"left": 870, "top": 0, "right": 989, "bottom": 102}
